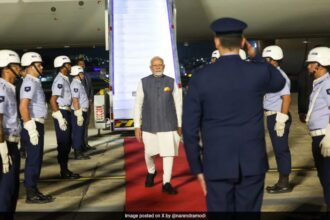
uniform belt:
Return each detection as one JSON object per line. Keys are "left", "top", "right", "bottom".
{"left": 32, "top": 118, "right": 45, "bottom": 124}
{"left": 59, "top": 106, "right": 71, "bottom": 111}
{"left": 264, "top": 111, "right": 277, "bottom": 117}
{"left": 6, "top": 135, "right": 20, "bottom": 143}
{"left": 71, "top": 108, "right": 88, "bottom": 112}
{"left": 310, "top": 129, "right": 326, "bottom": 137}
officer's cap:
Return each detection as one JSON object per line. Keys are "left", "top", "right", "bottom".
{"left": 210, "top": 17, "right": 247, "bottom": 36}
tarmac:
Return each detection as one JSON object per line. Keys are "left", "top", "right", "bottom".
{"left": 14, "top": 93, "right": 328, "bottom": 213}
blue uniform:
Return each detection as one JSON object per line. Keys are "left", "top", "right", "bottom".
{"left": 52, "top": 73, "right": 72, "bottom": 106}
{"left": 0, "top": 79, "right": 21, "bottom": 137}
{"left": 20, "top": 74, "right": 47, "bottom": 188}
{"left": 51, "top": 73, "right": 72, "bottom": 169}
{"left": 70, "top": 79, "right": 89, "bottom": 110}
{"left": 15, "top": 77, "right": 28, "bottom": 156}
{"left": 183, "top": 54, "right": 285, "bottom": 211}
{"left": 0, "top": 78, "right": 20, "bottom": 212}
{"left": 264, "top": 67, "right": 291, "bottom": 111}
{"left": 20, "top": 74, "right": 47, "bottom": 118}
{"left": 307, "top": 73, "right": 330, "bottom": 205}
{"left": 264, "top": 67, "right": 292, "bottom": 176}
{"left": 70, "top": 79, "right": 88, "bottom": 151}
{"left": 308, "top": 73, "right": 330, "bottom": 131}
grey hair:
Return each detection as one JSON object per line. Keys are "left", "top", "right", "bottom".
{"left": 150, "top": 56, "right": 164, "bottom": 65}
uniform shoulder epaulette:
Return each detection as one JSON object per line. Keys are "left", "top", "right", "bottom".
{"left": 56, "top": 75, "right": 64, "bottom": 83}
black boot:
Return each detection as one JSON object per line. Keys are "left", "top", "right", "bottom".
{"left": 26, "top": 187, "right": 53, "bottom": 204}
{"left": 35, "top": 188, "right": 54, "bottom": 201}
{"left": 162, "top": 182, "right": 178, "bottom": 195}
{"left": 61, "top": 168, "right": 81, "bottom": 179}
{"left": 74, "top": 150, "right": 90, "bottom": 160}
{"left": 145, "top": 171, "right": 157, "bottom": 187}
{"left": 84, "top": 144, "right": 96, "bottom": 151}
{"left": 266, "top": 174, "right": 292, "bottom": 194}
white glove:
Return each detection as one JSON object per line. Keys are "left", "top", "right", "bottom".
{"left": 52, "top": 111, "right": 68, "bottom": 131}
{"left": 0, "top": 142, "right": 12, "bottom": 174}
{"left": 24, "top": 120, "right": 39, "bottom": 146}
{"left": 320, "top": 124, "right": 330, "bottom": 157}
{"left": 274, "top": 112, "right": 289, "bottom": 137}
{"left": 74, "top": 109, "right": 84, "bottom": 127}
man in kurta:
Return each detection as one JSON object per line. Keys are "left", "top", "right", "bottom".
{"left": 134, "top": 56, "right": 182, "bottom": 195}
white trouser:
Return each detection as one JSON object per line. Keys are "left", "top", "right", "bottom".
{"left": 144, "top": 153, "right": 174, "bottom": 184}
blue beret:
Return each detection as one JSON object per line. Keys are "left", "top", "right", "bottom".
{"left": 210, "top": 17, "right": 247, "bottom": 35}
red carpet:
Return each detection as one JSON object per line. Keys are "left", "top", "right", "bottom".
{"left": 124, "top": 137, "right": 207, "bottom": 212}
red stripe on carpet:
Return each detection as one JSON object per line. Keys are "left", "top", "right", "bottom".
{"left": 124, "top": 137, "right": 207, "bottom": 212}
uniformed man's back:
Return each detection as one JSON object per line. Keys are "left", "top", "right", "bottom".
{"left": 183, "top": 17, "right": 286, "bottom": 212}
{"left": 188, "top": 54, "right": 285, "bottom": 180}
{"left": 198, "top": 56, "right": 282, "bottom": 126}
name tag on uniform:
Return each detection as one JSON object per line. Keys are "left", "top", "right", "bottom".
{"left": 0, "top": 96, "right": 4, "bottom": 103}
{"left": 25, "top": 86, "right": 31, "bottom": 92}
{"left": 164, "top": 87, "right": 172, "bottom": 92}
{"left": 58, "top": 84, "right": 63, "bottom": 89}
{"left": 74, "top": 88, "right": 78, "bottom": 93}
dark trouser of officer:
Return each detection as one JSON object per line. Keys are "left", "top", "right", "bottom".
{"left": 205, "top": 174, "right": 265, "bottom": 212}
{"left": 82, "top": 108, "right": 95, "bottom": 152}
{"left": 0, "top": 141, "right": 20, "bottom": 213}
{"left": 72, "top": 111, "right": 90, "bottom": 160}
{"left": 19, "top": 121, "right": 27, "bottom": 159}
{"left": 312, "top": 135, "right": 330, "bottom": 211}
{"left": 266, "top": 113, "right": 292, "bottom": 193}
{"left": 54, "top": 110, "right": 80, "bottom": 179}
{"left": 22, "top": 122, "right": 53, "bottom": 204}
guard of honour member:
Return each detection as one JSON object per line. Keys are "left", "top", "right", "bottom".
{"left": 0, "top": 50, "right": 22, "bottom": 212}
{"left": 305, "top": 46, "right": 330, "bottom": 212}
{"left": 20, "top": 51, "right": 54, "bottom": 203}
{"left": 70, "top": 65, "right": 91, "bottom": 160}
{"left": 262, "top": 45, "right": 293, "bottom": 193}
{"left": 50, "top": 56, "right": 81, "bottom": 179}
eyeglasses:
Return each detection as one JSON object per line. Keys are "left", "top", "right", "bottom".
{"left": 151, "top": 64, "right": 164, "bottom": 67}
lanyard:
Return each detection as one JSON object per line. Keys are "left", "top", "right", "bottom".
{"left": 306, "top": 84, "right": 324, "bottom": 123}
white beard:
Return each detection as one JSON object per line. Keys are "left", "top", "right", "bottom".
{"left": 153, "top": 71, "right": 163, "bottom": 77}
